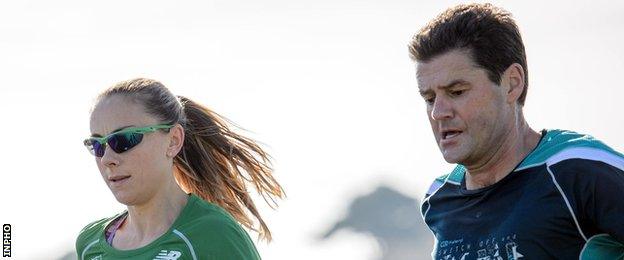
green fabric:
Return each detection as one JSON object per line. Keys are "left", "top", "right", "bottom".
{"left": 447, "top": 164, "right": 465, "bottom": 184}
{"left": 518, "top": 129, "right": 623, "bottom": 169}
{"left": 434, "top": 173, "right": 449, "bottom": 183}
{"left": 580, "top": 234, "right": 624, "bottom": 260}
{"left": 75, "top": 194, "right": 261, "bottom": 260}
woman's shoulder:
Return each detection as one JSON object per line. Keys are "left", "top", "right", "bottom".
{"left": 75, "top": 212, "right": 123, "bottom": 249}
{"left": 174, "top": 194, "right": 260, "bottom": 259}
{"left": 178, "top": 194, "right": 244, "bottom": 232}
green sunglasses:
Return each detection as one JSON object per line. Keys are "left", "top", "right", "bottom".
{"left": 83, "top": 124, "right": 174, "bottom": 157}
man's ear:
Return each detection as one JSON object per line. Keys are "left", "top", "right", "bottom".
{"left": 166, "top": 124, "right": 185, "bottom": 158}
{"left": 503, "top": 63, "right": 525, "bottom": 104}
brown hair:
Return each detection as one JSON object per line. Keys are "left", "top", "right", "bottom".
{"left": 97, "top": 78, "right": 285, "bottom": 241}
{"left": 409, "top": 3, "right": 529, "bottom": 105}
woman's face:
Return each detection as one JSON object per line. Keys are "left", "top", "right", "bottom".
{"left": 89, "top": 95, "right": 175, "bottom": 206}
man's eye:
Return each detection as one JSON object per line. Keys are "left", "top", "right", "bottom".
{"left": 450, "top": 89, "right": 465, "bottom": 97}
{"left": 423, "top": 96, "right": 435, "bottom": 105}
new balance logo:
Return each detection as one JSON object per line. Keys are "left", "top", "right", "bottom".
{"left": 154, "top": 250, "right": 182, "bottom": 260}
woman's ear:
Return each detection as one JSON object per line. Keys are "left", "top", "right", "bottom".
{"left": 166, "top": 124, "right": 185, "bottom": 158}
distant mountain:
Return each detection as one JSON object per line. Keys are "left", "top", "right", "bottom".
{"left": 320, "top": 185, "right": 434, "bottom": 260}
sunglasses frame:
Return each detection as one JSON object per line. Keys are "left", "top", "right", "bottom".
{"left": 84, "top": 124, "right": 174, "bottom": 157}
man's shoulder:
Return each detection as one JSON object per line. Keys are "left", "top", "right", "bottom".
{"left": 519, "top": 129, "right": 623, "bottom": 170}
{"left": 425, "top": 165, "right": 465, "bottom": 197}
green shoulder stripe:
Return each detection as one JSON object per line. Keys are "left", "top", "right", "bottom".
{"left": 517, "top": 129, "right": 622, "bottom": 170}
{"left": 580, "top": 234, "right": 624, "bottom": 260}
{"left": 434, "top": 173, "right": 449, "bottom": 182}
{"left": 447, "top": 165, "right": 465, "bottom": 184}
{"left": 433, "top": 129, "right": 622, "bottom": 186}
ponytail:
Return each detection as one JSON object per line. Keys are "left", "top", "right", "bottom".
{"left": 98, "top": 78, "right": 284, "bottom": 241}
{"left": 173, "top": 96, "right": 285, "bottom": 241}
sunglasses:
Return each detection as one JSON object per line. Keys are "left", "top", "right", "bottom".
{"left": 83, "top": 124, "right": 174, "bottom": 157}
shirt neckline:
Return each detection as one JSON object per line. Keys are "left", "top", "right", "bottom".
{"left": 458, "top": 129, "right": 547, "bottom": 195}
{"left": 98, "top": 193, "right": 197, "bottom": 256}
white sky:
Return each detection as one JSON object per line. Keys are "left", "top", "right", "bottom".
{"left": 0, "top": 0, "right": 622, "bottom": 259}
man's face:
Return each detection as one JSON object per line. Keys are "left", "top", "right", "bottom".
{"left": 417, "top": 49, "right": 510, "bottom": 165}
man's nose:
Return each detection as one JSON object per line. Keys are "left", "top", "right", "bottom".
{"left": 430, "top": 96, "right": 453, "bottom": 121}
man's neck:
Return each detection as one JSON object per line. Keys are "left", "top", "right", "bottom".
{"left": 464, "top": 122, "right": 541, "bottom": 190}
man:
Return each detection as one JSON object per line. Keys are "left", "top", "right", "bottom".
{"left": 409, "top": 3, "right": 624, "bottom": 259}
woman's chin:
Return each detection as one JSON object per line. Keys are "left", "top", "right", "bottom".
{"left": 111, "top": 191, "right": 139, "bottom": 206}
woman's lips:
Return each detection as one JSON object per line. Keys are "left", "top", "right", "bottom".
{"left": 109, "top": 176, "right": 131, "bottom": 187}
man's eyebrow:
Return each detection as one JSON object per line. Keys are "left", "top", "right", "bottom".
{"left": 91, "top": 125, "right": 134, "bottom": 137}
{"left": 419, "top": 80, "right": 469, "bottom": 96}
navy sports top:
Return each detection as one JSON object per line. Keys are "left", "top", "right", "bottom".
{"left": 422, "top": 129, "right": 624, "bottom": 259}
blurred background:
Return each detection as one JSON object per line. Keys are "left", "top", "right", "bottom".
{"left": 0, "top": 0, "right": 622, "bottom": 259}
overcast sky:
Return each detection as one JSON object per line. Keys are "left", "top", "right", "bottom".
{"left": 0, "top": 0, "right": 622, "bottom": 259}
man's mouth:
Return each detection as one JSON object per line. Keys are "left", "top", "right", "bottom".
{"left": 442, "top": 130, "right": 462, "bottom": 140}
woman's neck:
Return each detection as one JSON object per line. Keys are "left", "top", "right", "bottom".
{"left": 114, "top": 182, "right": 188, "bottom": 249}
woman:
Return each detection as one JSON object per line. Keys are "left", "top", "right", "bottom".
{"left": 76, "top": 78, "right": 284, "bottom": 260}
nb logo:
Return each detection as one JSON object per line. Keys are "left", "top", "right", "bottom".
{"left": 154, "top": 250, "right": 182, "bottom": 260}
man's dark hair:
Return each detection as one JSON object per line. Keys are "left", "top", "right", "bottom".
{"left": 409, "top": 3, "right": 529, "bottom": 105}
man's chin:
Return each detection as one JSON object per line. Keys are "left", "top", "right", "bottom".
{"left": 443, "top": 157, "right": 461, "bottom": 164}
{"left": 440, "top": 149, "right": 465, "bottom": 164}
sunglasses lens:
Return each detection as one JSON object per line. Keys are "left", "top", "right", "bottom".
{"left": 84, "top": 139, "right": 106, "bottom": 157}
{"left": 108, "top": 132, "right": 144, "bottom": 154}
{"left": 93, "top": 140, "right": 106, "bottom": 157}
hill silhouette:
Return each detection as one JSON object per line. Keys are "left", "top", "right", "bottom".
{"left": 320, "top": 185, "right": 434, "bottom": 260}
